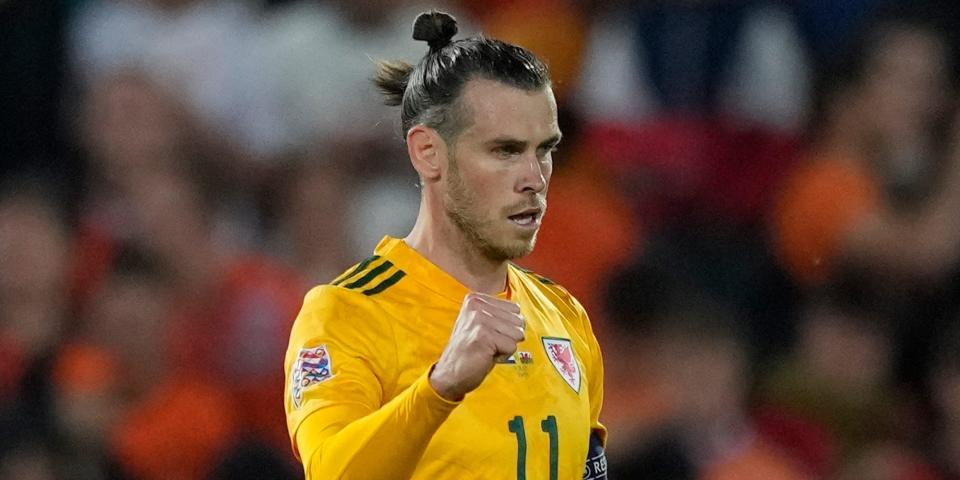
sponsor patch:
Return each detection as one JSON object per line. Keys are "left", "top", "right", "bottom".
{"left": 542, "top": 337, "right": 581, "bottom": 393}
{"left": 291, "top": 345, "right": 333, "bottom": 408}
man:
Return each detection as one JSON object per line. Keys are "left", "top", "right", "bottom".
{"left": 284, "top": 11, "right": 606, "bottom": 479}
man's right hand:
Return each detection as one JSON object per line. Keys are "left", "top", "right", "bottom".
{"left": 429, "top": 293, "right": 525, "bottom": 401}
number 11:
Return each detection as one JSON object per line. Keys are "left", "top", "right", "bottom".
{"left": 508, "top": 415, "right": 558, "bottom": 480}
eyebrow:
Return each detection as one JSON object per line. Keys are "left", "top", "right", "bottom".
{"left": 486, "top": 133, "right": 563, "bottom": 150}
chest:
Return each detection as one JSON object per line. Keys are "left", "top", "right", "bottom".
{"left": 379, "top": 297, "right": 593, "bottom": 479}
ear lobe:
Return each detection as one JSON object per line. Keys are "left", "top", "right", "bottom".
{"left": 407, "top": 126, "right": 443, "bottom": 182}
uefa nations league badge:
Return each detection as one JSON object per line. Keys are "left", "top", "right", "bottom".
{"left": 291, "top": 345, "right": 334, "bottom": 408}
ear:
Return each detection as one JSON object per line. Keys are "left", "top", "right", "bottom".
{"left": 407, "top": 125, "right": 445, "bottom": 183}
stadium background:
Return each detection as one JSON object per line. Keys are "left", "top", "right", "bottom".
{"left": 3, "top": 0, "right": 960, "bottom": 478}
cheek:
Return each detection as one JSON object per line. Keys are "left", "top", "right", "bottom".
{"left": 455, "top": 163, "right": 508, "bottom": 208}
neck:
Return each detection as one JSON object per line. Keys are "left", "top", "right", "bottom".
{"left": 405, "top": 196, "right": 508, "bottom": 295}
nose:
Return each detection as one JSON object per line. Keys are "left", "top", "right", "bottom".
{"left": 518, "top": 153, "right": 547, "bottom": 194}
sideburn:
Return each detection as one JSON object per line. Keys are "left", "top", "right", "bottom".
{"left": 443, "top": 152, "right": 502, "bottom": 261}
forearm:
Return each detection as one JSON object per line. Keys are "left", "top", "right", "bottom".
{"left": 298, "top": 370, "right": 459, "bottom": 480}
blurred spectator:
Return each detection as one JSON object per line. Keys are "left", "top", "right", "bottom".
{"left": 600, "top": 261, "right": 682, "bottom": 463}
{"left": 52, "top": 343, "right": 123, "bottom": 478}
{"left": 262, "top": 141, "right": 421, "bottom": 283}
{"left": 123, "top": 165, "right": 304, "bottom": 455}
{"left": 0, "top": 435, "right": 58, "bottom": 480}
{"left": 573, "top": 2, "right": 658, "bottom": 122}
{"left": 834, "top": 442, "right": 940, "bottom": 480}
{"left": 79, "top": 71, "right": 197, "bottom": 193}
{"left": 574, "top": 1, "right": 808, "bottom": 130}
{"left": 70, "top": 0, "right": 280, "bottom": 158}
{"left": 49, "top": 243, "right": 250, "bottom": 480}
{"left": 0, "top": 179, "right": 71, "bottom": 479}
{"left": 582, "top": 117, "right": 799, "bottom": 231}
{"left": 71, "top": 167, "right": 304, "bottom": 476}
{"left": 603, "top": 265, "right": 808, "bottom": 480}
{"left": 257, "top": 0, "right": 473, "bottom": 154}
{"left": 929, "top": 321, "right": 960, "bottom": 479}
{"left": 72, "top": 105, "right": 305, "bottom": 473}
{"left": 73, "top": 70, "right": 258, "bottom": 302}
{"left": 756, "top": 278, "right": 907, "bottom": 474}
{"left": 467, "top": 0, "right": 587, "bottom": 100}
{"left": 0, "top": 180, "right": 70, "bottom": 405}
{"left": 772, "top": 13, "right": 960, "bottom": 287}
{"left": 73, "top": 71, "right": 182, "bottom": 302}
{"left": 264, "top": 150, "right": 354, "bottom": 284}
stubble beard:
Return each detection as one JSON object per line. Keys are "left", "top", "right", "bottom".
{"left": 443, "top": 154, "right": 539, "bottom": 263}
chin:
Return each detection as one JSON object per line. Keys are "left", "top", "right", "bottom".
{"left": 496, "top": 235, "right": 538, "bottom": 260}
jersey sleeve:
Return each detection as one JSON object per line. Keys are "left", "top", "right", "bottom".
{"left": 541, "top": 281, "right": 608, "bottom": 446}
{"left": 284, "top": 285, "right": 460, "bottom": 479}
{"left": 576, "top": 296, "right": 607, "bottom": 446}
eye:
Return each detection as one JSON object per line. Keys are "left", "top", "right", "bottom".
{"left": 536, "top": 146, "right": 558, "bottom": 159}
{"left": 494, "top": 146, "right": 523, "bottom": 159}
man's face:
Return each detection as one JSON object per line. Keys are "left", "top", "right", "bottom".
{"left": 862, "top": 28, "right": 948, "bottom": 140}
{"left": 441, "top": 79, "right": 560, "bottom": 262}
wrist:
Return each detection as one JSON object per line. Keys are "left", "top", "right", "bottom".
{"left": 428, "top": 364, "right": 464, "bottom": 402}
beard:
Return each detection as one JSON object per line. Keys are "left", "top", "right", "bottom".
{"left": 443, "top": 154, "right": 543, "bottom": 262}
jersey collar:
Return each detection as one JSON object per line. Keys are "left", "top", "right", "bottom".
{"left": 374, "top": 236, "right": 514, "bottom": 303}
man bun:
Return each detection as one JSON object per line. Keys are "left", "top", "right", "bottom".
{"left": 412, "top": 11, "right": 458, "bottom": 52}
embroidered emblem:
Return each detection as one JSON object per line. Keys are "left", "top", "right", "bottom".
{"left": 516, "top": 351, "right": 534, "bottom": 364}
{"left": 500, "top": 351, "right": 534, "bottom": 365}
{"left": 542, "top": 337, "right": 581, "bottom": 393}
{"left": 291, "top": 345, "right": 333, "bottom": 408}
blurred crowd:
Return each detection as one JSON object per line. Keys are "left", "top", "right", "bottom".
{"left": 3, "top": 0, "right": 960, "bottom": 479}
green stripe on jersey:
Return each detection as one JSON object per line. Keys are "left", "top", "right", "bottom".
{"left": 343, "top": 260, "right": 394, "bottom": 289}
{"left": 362, "top": 270, "right": 407, "bottom": 296}
{"left": 332, "top": 255, "right": 380, "bottom": 286}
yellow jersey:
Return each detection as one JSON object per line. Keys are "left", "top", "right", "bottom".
{"left": 284, "top": 236, "right": 605, "bottom": 479}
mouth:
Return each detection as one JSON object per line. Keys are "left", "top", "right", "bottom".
{"left": 507, "top": 207, "right": 542, "bottom": 229}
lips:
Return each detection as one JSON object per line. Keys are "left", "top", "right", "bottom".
{"left": 508, "top": 207, "right": 543, "bottom": 227}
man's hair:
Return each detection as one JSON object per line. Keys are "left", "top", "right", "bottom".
{"left": 373, "top": 11, "right": 550, "bottom": 142}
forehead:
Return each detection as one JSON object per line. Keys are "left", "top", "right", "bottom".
{"left": 457, "top": 78, "right": 559, "bottom": 142}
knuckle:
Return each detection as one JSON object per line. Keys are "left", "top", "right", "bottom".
{"left": 463, "top": 295, "right": 479, "bottom": 308}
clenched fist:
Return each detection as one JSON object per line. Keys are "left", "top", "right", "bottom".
{"left": 429, "top": 293, "right": 525, "bottom": 401}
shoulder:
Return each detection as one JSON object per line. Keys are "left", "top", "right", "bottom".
{"left": 510, "top": 264, "right": 602, "bottom": 362}
{"left": 510, "top": 263, "right": 588, "bottom": 320}
{"left": 292, "top": 256, "right": 407, "bottom": 339}
{"left": 299, "top": 254, "right": 408, "bottom": 315}
{"left": 326, "top": 254, "right": 409, "bottom": 298}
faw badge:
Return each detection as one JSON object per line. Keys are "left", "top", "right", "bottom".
{"left": 291, "top": 345, "right": 333, "bottom": 408}
{"left": 542, "top": 337, "right": 581, "bottom": 393}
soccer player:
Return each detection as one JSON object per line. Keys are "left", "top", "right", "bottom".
{"left": 284, "top": 10, "right": 606, "bottom": 479}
